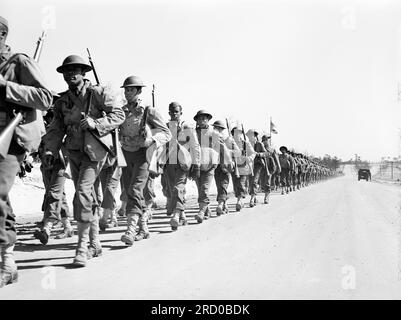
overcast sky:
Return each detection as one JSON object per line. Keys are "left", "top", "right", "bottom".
{"left": 3, "top": 0, "right": 401, "bottom": 162}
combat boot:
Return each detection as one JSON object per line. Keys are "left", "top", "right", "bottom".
{"left": 99, "top": 207, "right": 109, "bottom": 231}
{"left": 264, "top": 192, "right": 270, "bottom": 204}
{"left": 170, "top": 210, "right": 180, "bottom": 231}
{"left": 72, "top": 222, "right": 90, "bottom": 267}
{"left": 249, "top": 196, "right": 256, "bottom": 208}
{"left": 236, "top": 198, "right": 243, "bottom": 212}
{"left": 88, "top": 213, "right": 102, "bottom": 259}
{"left": 117, "top": 201, "right": 127, "bottom": 217}
{"left": 121, "top": 213, "right": 139, "bottom": 246}
{"left": 179, "top": 210, "right": 188, "bottom": 226}
{"left": 195, "top": 204, "right": 206, "bottom": 223}
{"left": 0, "top": 244, "right": 18, "bottom": 288}
{"left": 34, "top": 220, "right": 53, "bottom": 245}
{"left": 107, "top": 209, "right": 119, "bottom": 229}
{"left": 216, "top": 201, "right": 224, "bottom": 216}
{"left": 135, "top": 213, "right": 150, "bottom": 241}
{"left": 204, "top": 205, "right": 211, "bottom": 220}
{"left": 223, "top": 201, "right": 229, "bottom": 214}
{"left": 55, "top": 218, "right": 74, "bottom": 239}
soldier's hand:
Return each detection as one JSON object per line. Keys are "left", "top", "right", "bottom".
{"left": 42, "top": 152, "right": 55, "bottom": 169}
{"left": 80, "top": 117, "right": 96, "bottom": 130}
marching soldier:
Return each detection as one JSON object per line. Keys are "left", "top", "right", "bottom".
{"left": 247, "top": 129, "right": 268, "bottom": 207}
{"left": 278, "top": 146, "right": 291, "bottom": 194}
{"left": 0, "top": 16, "right": 53, "bottom": 286}
{"left": 192, "top": 110, "right": 220, "bottom": 223}
{"left": 34, "top": 100, "right": 73, "bottom": 244}
{"left": 119, "top": 76, "right": 171, "bottom": 245}
{"left": 260, "top": 135, "right": 278, "bottom": 204}
{"left": 212, "top": 120, "right": 240, "bottom": 215}
{"left": 231, "top": 125, "right": 256, "bottom": 211}
{"left": 43, "top": 55, "right": 125, "bottom": 267}
{"left": 163, "top": 102, "right": 200, "bottom": 230}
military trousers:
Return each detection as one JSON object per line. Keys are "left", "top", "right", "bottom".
{"left": 232, "top": 174, "right": 248, "bottom": 198}
{"left": 0, "top": 153, "right": 24, "bottom": 245}
{"left": 121, "top": 148, "right": 149, "bottom": 217}
{"left": 195, "top": 168, "right": 215, "bottom": 206}
{"left": 41, "top": 160, "right": 71, "bottom": 222}
{"left": 95, "top": 161, "right": 121, "bottom": 210}
{"left": 260, "top": 168, "right": 272, "bottom": 193}
{"left": 249, "top": 162, "right": 265, "bottom": 196}
{"left": 68, "top": 150, "right": 106, "bottom": 223}
{"left": 164, "top": 164, "right": 187, "bottom": 212}
{"left": 280, "top": 168, "right": 291, "bottom": 188}
{"left": 214, "top": 165, "right": 230, "bottom": 202}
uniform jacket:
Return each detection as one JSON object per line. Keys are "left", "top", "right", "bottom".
{"left": 0, "top": 45, "right": 53, "bottom": 153}
{"left": 119, "top": 100, "right": 171, "bottom": 152}
{"left": 163, "top": 120, "right": 201, "bottom": 171}
{"left": 196, "top": 125, "right": 221, "bottom": 172}
{"left": 44, "top": 80, "right": 125, "bottom": 161}
{"left": 233, "top": 135, "right": 256, "bottom": 176}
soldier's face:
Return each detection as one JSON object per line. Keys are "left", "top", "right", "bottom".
{"left": 124, "top": 86, "right": 140, "bottom": 103}
{"left": 62, "top": 66, "right": 84, "bottom": 88}
{"left": 0, "top": 28, "right": 7, "bottom": 47}
{"left": 169, "top": 106, "right": 182, "bottom": 121}
{"left": 196, "top": 115, "right": 209, "bottom": 128}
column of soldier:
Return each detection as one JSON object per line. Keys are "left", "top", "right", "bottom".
{"left": 0, "top": 15, "right": 337, "bottom": 287}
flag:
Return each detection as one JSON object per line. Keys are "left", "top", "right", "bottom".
{"left": 270, "top": 120, "right": 278, "bottom": 134}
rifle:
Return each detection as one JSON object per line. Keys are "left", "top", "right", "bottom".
{"left": 86, "top": 48, "right": 126, "bottom": 168}
{"left": 0, "top": 31, "right": 47, "bottom": 159}
{"left": 226, "top": 118, "right": 239, "bottom": 178}
{"left": 152, "top": 84, "right": 155, "bottom": 108}
{"left": 241, "top": 124, "right": 254, "bottom": 177}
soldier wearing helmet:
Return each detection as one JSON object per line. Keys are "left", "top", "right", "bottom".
{"left": 119, "top": 75, "right": 171, "bottom": 246}
{"left": 247, "top": 129, "right": 268, "bottom": 207}
{"left": 192, "top": 109, "right": 222, "bottom": 223}
{"left": 230, "top": 125, "right": 256, "bottom": 212}
{"left": 212, "top": 120, "right": 241, "bottom": 215}
{"left": 43, "top": 55, "right": 125, "bottom": 267}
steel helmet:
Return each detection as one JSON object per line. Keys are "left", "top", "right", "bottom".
{"left": 56, "top": 55, "right": 92, "bottom": 73}
{"left": 121, "top": 76, "right": 146, "bottom": 88}
{"left": 193, "top": 109, "right": 212, "bottom": 121}
{"left": 212, "top": 120, "right": 226, "bottom": 129}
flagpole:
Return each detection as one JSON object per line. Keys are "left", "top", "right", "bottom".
{"left": 270, "top": 117, "right": 272, "bottom": 140}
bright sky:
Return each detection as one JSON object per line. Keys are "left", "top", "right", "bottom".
{"left": 3, "top": 0, "right": 401, "bottom": 162}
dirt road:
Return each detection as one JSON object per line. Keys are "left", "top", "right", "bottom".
{"left": 1, "top": 166, "right": 400, "bottom": 299}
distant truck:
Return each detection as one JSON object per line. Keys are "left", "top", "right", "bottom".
{"left": 358, "top": 169, "right": 371, "bottom": 181}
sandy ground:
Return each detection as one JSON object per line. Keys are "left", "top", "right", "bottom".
{"left": 1, "top": 165, "right": 401, "bottom": 299}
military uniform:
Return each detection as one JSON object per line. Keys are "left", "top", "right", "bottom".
{"left": 248, "top": 132, "right": 267, "bottom": 207}
{"left": 0, "top": 16, "right": 53, "bottom": 286}
{"left": 193, "top": 110, "right": 221, "bottom": 223}
{"left": 163, "top": 115, "right": 200, "bottom": 230}
{"left": 231, "top": 128, "right": 256, "bottom": 211}
{"left": 212, "top": 120, "right": 240, "bottom": 215}
{"left": 119, "top": 77, "right": 171, "bottom": 245}
{"left": 44, "top": 55, "right": 125, "bottom": 266}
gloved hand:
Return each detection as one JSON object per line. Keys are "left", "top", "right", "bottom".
{"left": 42, "top": 151, "right": 55, "bottom": 170}
{"left": 188, "top": 164, "right": 201, "bottom": 180}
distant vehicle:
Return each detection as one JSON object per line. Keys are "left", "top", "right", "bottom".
{"left": 358, "top": 169, "right": 371, "bottom": 181}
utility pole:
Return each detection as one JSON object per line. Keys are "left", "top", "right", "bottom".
{"left": 391, "top": 161, "right": 394, "bottom": 180}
